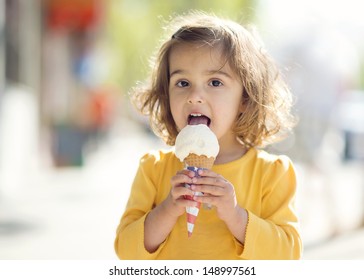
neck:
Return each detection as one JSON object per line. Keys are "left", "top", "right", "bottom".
{"left": 215, "top": 139, "right": 247, "bottom": 165}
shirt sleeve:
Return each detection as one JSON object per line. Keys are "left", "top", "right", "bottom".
{"left": 114, "top": 153, "right": 166, "bottom": 259}
{"left": 240, "top": 156, "right": 303, "bottom": 259}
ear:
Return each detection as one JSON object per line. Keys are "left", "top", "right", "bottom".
{"left": 238, "top": 97, "right": 247, "bottom": 113}
{"left": 239, "top": 88, "right": 249, "bottom": 112}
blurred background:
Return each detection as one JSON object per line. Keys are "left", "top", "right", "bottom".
{"left": 0, "top": 0, "right": 363, "bottom": 259}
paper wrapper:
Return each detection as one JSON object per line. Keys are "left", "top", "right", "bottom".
{"left": 183, "top": 154, "right": 214, "bottom": 238}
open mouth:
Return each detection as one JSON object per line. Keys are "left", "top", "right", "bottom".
{"left": 188, "top": 113, "right": 211, "bottom": 126}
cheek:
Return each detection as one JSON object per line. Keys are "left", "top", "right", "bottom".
{"left": 213, "top": 101, "right": 241, "bottom": 127}
{"left": 169, "top": 97, "right": 178, "bottom": 115}
{"left": 169, "top": 98, "right": 182, "bottom": 123}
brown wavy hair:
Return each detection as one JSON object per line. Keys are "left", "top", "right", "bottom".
{"left": 131, "top": 11, "right": 296, "bottom": 147}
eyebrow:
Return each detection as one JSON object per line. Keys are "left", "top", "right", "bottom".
{"left": 169, "top": 69, "right": 184, "bottom": 78}
{"left": 169, "top": 69, "right": 233, "bottom": 79}
{"left": 205, "top": 69, "right": 233, "bottom": 79}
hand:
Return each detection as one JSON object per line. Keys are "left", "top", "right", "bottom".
{"left": 190, "top": 169, "right": 239, "bottom": 223}
{"left": 167, "top": 169, "right": 200, "bottom": 217}
{"left": 144, "top": 169, "right": 200, "bottom": 253}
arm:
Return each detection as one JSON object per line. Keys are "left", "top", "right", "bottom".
{"left": 191, "top": 170, "right": 249, "bottom": 245}
{"left": 192, "top": 155, "right": 302, "bottom": 259}
{"left": 242, "top": 156, "right": 302, "bottom": 259}
{"left": 114, "top": 159, "right": 156, "bottom": 259}
{"left": 144, "top": 174, "right": 198, "bottom": 253}
{"left": 114, "top": 154, "right": 197, "bottom": 259}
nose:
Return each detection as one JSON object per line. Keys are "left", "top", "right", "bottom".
{"left": 187, "top": 87, "right": 204, "bottom": 104}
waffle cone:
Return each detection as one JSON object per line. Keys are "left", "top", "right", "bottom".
{"left": 184, "top": 154, "right": 215, "bottom": 169}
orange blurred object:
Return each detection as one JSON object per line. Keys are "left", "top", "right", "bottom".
{"left": 45, "top": 0, "right": 100, "bottom": 31}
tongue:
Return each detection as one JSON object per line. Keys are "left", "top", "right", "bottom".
{"left": 189, "top": 116, "right": 209, "bottom": 126}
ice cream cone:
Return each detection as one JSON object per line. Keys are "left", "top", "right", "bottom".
{"left": 174, "top": 125, "right": 219, "bottom": 238}
{"left": 184, "top": 153, "right": 215, "bottom": 169}
{"left": 183, "top": 153, "right": 215, "bottom": 237}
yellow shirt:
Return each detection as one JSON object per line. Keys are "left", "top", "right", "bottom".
{"left": 114, "top": 148, "right": 302, "bottom": 259}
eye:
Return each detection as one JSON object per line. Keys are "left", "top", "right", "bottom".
{"left": 176, "top": 80, "right": 190, "bottom": 87}
{"left": 209, "top": 80, "right": 223, "bottom": 87}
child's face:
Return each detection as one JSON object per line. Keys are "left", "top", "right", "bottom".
{"left": 169, "top": 43, "right": 244, "bottom": 146}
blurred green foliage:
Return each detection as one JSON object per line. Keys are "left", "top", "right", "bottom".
{"left": 105, "top": 0, "right": 256, "bottom": 94}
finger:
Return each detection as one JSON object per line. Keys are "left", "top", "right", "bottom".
{"left": 196, "top": 168, "right": 211, "bottom": 176}
{"left": 191, "top": 184, "right": 225, "bottom": 196}
{"left": 193, "top": 194, "right": 218, "bottom": 206}
{"left": 171, "top": 184, "right": 195, "bottom": 198}
{"left": 194, "top": 172, "right": 228, "bottom": 186}
{"left": 170, "top": 173, "right": 194, "bottom": 187}
{"left": 196, "top": 168, "right": 220, "bottom": 177}
{"left": 178, "top": 169, "right": 197, "bottom": 178}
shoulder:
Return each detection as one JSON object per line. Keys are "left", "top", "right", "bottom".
{"left": 254, "top": 149, "right": 296, "bottom": 186}
{"left": 137, "top": 149, "right": 182, "bottom": 186}
{"left": 255, "top": 149, "right": 292, "bottom": 169}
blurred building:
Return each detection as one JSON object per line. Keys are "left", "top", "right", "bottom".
{"left": 42, "top": 0, "right": 108, "bottom": 167}
{"left": 0, "top": 0, "right": 115, "bottom": 170}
